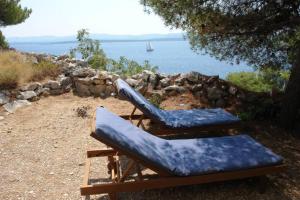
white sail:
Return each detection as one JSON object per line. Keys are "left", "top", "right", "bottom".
{"left": 146, "top": 41, "right": 154, "bottom": 52}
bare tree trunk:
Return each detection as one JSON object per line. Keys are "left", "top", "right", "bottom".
{"left": 280, "top": 47, "right": 300, "bottom": 131}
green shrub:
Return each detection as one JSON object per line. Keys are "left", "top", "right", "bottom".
{"left": 70, "top": 29, "right": 107, "bottom": 70}
{"left": 237, "top": 99, "right": 276, "bottom": 121}
{"left": 88, "top": 53, "right": 107, "bottom": 70}
{"left": 148, "top": 93, "right": 163, "bottom": 109}
{"left": 226, "top": 69, "right": 290, "bottom": 93}
{"left": 0, "top": 31, "right": 9, "bottom": 49}
{"left": 107, "top": 56, "right": 158, "bottom": 76}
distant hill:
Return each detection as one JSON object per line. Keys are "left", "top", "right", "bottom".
{"left": 8, "top": 33, "right": 186, "bottom": 44}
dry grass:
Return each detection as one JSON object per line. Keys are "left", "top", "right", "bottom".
{"left": 30, "top": 60, "right": 61, "bottom": 81}
{"left": 0, "top": 51, "right": 33, "bottom": 89}
{"left": 0, "top": 51, "right": 60, "bottom": 89}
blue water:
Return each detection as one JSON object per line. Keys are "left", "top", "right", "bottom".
{"left": 10, "top": 40, "right": 252, "bottom": 78}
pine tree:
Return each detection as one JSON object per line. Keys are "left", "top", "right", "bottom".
{"left": 0, "top": 0, "right": 32, "bottom": 48}
{"left": 142, "top": 0, "right": 300, "bottom": 130}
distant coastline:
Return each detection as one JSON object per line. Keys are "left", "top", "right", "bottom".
{"left": 9, "top": 37, "right": 185, "bottom": 45}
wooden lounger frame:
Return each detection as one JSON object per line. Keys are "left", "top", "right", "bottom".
{"left": 80, "top": 118, "right": 285, "bottom": 200}
{"left": 119, "top": 106, "right": 242, "bottom": 135}
{"left": 81, "top": 146, "right": 285, "bottom": 200}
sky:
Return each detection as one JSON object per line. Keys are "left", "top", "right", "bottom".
{"left": 2, "top": 0, "right": 182, "bottom": 38}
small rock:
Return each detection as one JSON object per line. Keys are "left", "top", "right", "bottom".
{"left": 206, "top": 75, "right": 219, "bottom": 84}
{"left": 74, "top": 78, "right": 91, "bottom": 97}
{"left": 57, "top": 54, "right": 69, "bottom": 61}
{"left": 28, "top": 190, "right": 35, "bottom": 195}
{"left": 76, "top": 60, "right": 88, "bottom": 67}
{"left": 126, "top": 78, "right": 139, "bottom": 87}
{"left": 40, "top": 88, "right": 50, "bottom": 97}
{"left": 59, "top": 76, "right": 72, "bottom": 89}
{"left": 68, "top": 63, "right": 76, "bottom": 68}
{"left": 98, "top": 71, "right": 109, "bottom": 80}
{"left": 174, "top": 76, "right": 186, "bottom": 86}
{"left": 131, "top": 73, "right": 143, "bottom": 80}
{"left": 160, "top": 77, "right": 171, "bottom": 88}
{"left": 106, "top": 85, "right": 116, "bottom": 95}
{"left": 18, "top": 91, "right": 37, "bottom": 100}
{"left": 72, "top": 67, "right": 96, "bottom": 78}
{"left": 49, "top": 89, "right": 64, "bottom": 95}
{"left": 229, "top": 86, "right": 238, "bottom": 95}
{"left": 185, "top": 71, "right": 200, "bottom": 83}
{"left": 191, "top": 84, "right": 203, "bottom": 92}
{"left": 3, "top": 100, "right": 31, "bottom": 113}
{"left": 100, "top": 92, "right": 106, "bottom": 98}
{"left": 89, "top": 84, "right": 106, "bottom": 97}
{"left": 106, "top": 80, "right": 113, "bottom": 85}
{"left": 207, "top": 87, "right": 224, "bottom": 100}
{"left": 91, "top": 76, "right": 106, "bottom": 85}
{"left": 164, "top": 85, "right": 186, "bottom": 95}
{"left": 43, "top": 80, "right": 61, "bottom": 90}
{"left": 149, "top": 74, "right": 160, "bottom": 88}
{"left": 111, "top": 73, "right": 120, "bottom": 82}
{"left": 0, "top": 92, "right": 9, "bottom": 105}
{"left": 27, "top": 82, "right": 42, "bottom": 91}
{"left": 142, "top": 70, "right": 155, "bottom": 81}
{"left": 0, "top": 116, "right": 4, "bottom": 121}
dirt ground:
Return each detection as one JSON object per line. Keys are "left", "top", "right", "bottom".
{"left": 0, "top": 93, "right": 299, "bottom": 200}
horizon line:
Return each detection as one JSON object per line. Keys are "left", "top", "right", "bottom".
{"left": 9, "top": 37, "right": 187, "bottom": 44}
{"left": 7, "top": 32, "right": 185, "bottom": 39}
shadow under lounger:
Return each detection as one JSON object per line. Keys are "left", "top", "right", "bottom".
{"left": 115, "top": 78, "right": 241, "bottom": 133}
{"left": 80, "top": 107, "right": 284, "bottom": 199}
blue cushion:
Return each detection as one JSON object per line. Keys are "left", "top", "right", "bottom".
{"left": 116, "top": 78, "right": 166, "bottom": 123}
{"left": 95, "top": 107, "right": 283, "bottom": 176}
{"left": 116, "top": 78, "right": 240, "bottom": 128}
{"left": 163, "top": 108, "right": 240, "bottom": 128}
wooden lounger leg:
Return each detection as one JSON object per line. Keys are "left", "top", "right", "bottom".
{"left": 82, "top": 158, "right": 91, "bottom": 200}
{"left": 129, "top": 107, "right": 137, "bottom": 122}
{"left": 137, "top": 115, "right": 146, "bottom": 130}
{"left": 109, "top": 193, "right": 117, "bottom": 200}
{"left": 81, "top": 150, "right": 147, "bottom": 199}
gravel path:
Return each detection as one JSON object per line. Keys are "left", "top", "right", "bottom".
{"left": 0, "top": 93, "right": 299, "bottom": 200}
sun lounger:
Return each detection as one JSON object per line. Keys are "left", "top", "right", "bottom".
{"left": 80, "top": 107, "right": 284, "bottom": 199}
{"left": 115, "top": 78, "right": 241, "bottom": 135}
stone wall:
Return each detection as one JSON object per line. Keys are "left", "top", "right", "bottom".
{"left": 0, "top": 53, "right": 279, "bottom": 119}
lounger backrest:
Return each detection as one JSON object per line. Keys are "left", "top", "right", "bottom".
{"left": 115, "top": 78, "right": 165, "bottom": 123}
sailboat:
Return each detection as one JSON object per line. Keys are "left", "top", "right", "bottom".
{"left": 146, "top": 41, "right": 154, "bottom": 52}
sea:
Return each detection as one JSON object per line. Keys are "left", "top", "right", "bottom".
{"left": 9, "top": 40, "right": 253, "bottom": 79}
